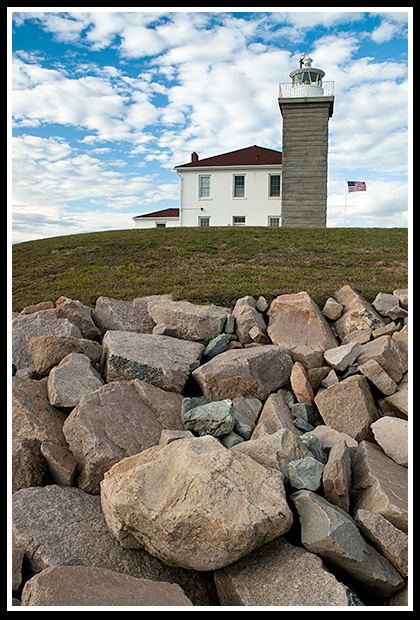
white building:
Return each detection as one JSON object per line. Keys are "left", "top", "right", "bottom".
{"left": 133, "top": 145, "right": 282, "bottom": 229}
{"left": 133, "top": 53, "right": 333, "bottom": 229}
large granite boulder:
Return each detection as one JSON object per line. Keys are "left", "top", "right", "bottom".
{"left": 100, "top": 435, "right": 292, "bottom": 571}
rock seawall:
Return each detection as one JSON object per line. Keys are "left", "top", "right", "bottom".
{"left": 11, "top": 286, "right": 409, "bottom": 607}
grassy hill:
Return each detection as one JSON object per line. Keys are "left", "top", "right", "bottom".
{"left": 12, "top": 227, "right": 408, "bottom": 312}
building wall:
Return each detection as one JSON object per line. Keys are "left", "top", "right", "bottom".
{"left": 279, "top": 98, "right": 333, "bottom": 227}
{"left": 178, "top": 166, "right": 282, "bottom": 227}
{"left": 133, "top": 218, "right": 180, "bottom": 229}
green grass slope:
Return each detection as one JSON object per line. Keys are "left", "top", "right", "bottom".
{"left": 12, "top": 227, "right": 408, "bottom": 312}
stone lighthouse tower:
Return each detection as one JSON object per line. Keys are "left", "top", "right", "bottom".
{"left": 279, "top": 52, "right": 334, "bottom": 227}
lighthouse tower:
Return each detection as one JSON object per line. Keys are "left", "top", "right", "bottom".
{"left": 279, "top": 52, "right": 334, "bottom": 227}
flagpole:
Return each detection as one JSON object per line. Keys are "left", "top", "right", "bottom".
{"left": 344, "top": 179, "right": 347, "bottom": 227}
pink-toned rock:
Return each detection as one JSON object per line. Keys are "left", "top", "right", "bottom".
{"left": 40, "top": 441, "right": 78, "bottom": 486}
{"left": 308, "top": 425, "right": 358, "bottom": 458}
{"left": 214, "top": 537, "right": 354, "bottom": 607}
{"left": 371, "top": 416, "right": 408, "bottom": 467}
{"left": 290, "top": 361, "right": 314, "bottom": 404}
{"left": 351, "top": 440, "right": 408, "bottom": 533}
{"left": 47, "top": 352, "right": 104, "bottom": 408}
{"left": 21, "top": 565, "right": 193, "bottom": 607}
{"left": 354, "top": 509, "right": 408, "bottom": 577}
{"left": 322, "top": 440, "right": 352, "bottom": 512}
{"left": 20, "top": 301, "right": 54, "bottom": 315}
{"left": 251, "top": 390, "right": 300, "bottom": 439}
{"left": 63, "top": 379, "right": 184, "bottom": 494}
{"left": 12, "top": 438, "right": 48, "bottom": 493}
{"left": 357, "top": 335, "right": 407, "bottom": 384}
{"left": 358, "top": 359, "right": 398, "bottom": 395}
{"left": 314, "top": 375, "right": 379, "bottom": 441}
{"left": 29, "top": 335, "right": 103, "bottom": 377}
{"left": 192, "top": 345, "right": 293, "bottom": 401}
{"left": 55, "top": 296, "right": 101, "bottom": 339}
{"left": 267, "top": 291, "right": 338, "bottom": 367}
{"left": 92, "top": 296, "right": 155, "bottom": 334}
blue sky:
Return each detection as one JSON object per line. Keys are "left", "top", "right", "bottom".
{"left": 10, "top": 9, "right": 411, "bottom": 243}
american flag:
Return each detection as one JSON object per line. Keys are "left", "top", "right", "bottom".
{"left": 347, "top": 181, "right": 366, "bottom": 193}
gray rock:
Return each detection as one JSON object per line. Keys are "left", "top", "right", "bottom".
{"left": 291, "top": 489, "right": 405, "bottom": 598}
{"left": 55, "top": 296, "right": 102, "bottom": 339}
{"left": 299, "top": 431, "right": 328, "bottom": 464}
{"left": 12, "top": 310, "right": 82, "bottom": 377}
{"left": 181, "top": 399, "right": 235, "bottom": 437}
{"left": 47, "top": 352, "right": 104, "bottom": 408}
{"left": 322, "top": 439, "right": 352, "bottom": 512}
{"left": 147, "top": 298, "right": 230, "bottom": 344}
{"left": 92, "top": 296, "right": 155, "bottom": 333}
{"left": 232, "top": 296, "right": 267, "bottom": 344}
{"left": 288, "top": 456, "right": 325, "bottom": 491}
{"left": 63, "top": 379, "right": 184, "bottom": 494}
{"left": 192, "top": 345, "right": 293, "bottom": 402}
{"left": 290, "top": 402, "right": 323, "bottom": 427}
{"left": 12, "top": 485, "right": 216, "bottom": 606}
{"left": 372, "top": 292, "right": 408, "bottom": 320}
{"left": 101, "top": 330, "right": 204, "bottom": 393}
{"left": 203, "top": 333, "right": 231, "bottom": 360}
{"left": 323, "top": 341, "right": 362, "bottom": 372}
{"left": 214, "top": 536, "right": 358, "bottom": 606}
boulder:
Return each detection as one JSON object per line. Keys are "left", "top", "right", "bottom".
{"left": 358, "top": 359, "right": 398, "bottom": 395}
{"left": 12, "top": 377, "right": 67, "bottom": 447}
{"left": 181, "top": 399, "right": 235, "bottom": 436}
{"left": 192, "top": 345, "right": 293, "bottom": 401}
{"left": 231, "top": 396, "right": 262, "bottom": 440}
{"left": 333, "top": 285, "right": 385, "bottom": 339}
{"left": 267, "top": 291, "right": 338, "bottom": 367}
{"left": 251, "top": 390, "right": 299, "bottom": 439}
{"left": 214, "top": 537, "right": 359, "bottom": 607}
{"left": 101, "top": 331, "right": 204, "bottom": 393}
{"left": 323, "top": 341, "right": 361, "bottom": 372}
{"left": 12, "top": 485, "right": 216, "bottom": 606}
{"left": 40, "top": 441, "right": 78, "bottom": 486}
{"left": 12, "top": 310, "right": 82, "bottom": 377}
{"left": 47, "top": 352, "right": 104, "bottom": 408}
{"left": 100, "top": 435, "right": 292, "bottom": 571}
{"left": 147, "top": 298, "right": 230, "bottom": 344}
{"left": 372, "top": 292, "right": 408, "bottom": 321}
{"left": 351, "top": 440, "right": 408, "bottom": 533}
{"left": 371, "top": 416, "right": 408, "bottom": 467}
{"left": 314, "top": 375, "right": 379, "bottom": 441}
{"left": 322, "top": 297, "right": 343, "bottom": 321}
{"left": 29, "top": 335, "right": 102, "bottom": 377}
{"left": 232, "top": 296, "right": 267, "bottom": 344}
{"left": 21, "top": 565, "right": 192, "bottom": 607}
{"left": 354, "top": 509, "right": 408, "bottom": 577}
{"left": 291, "top": 489, "right": 405, "bottom": 598}
{"left": 63, "top": 380, "right": 184, "bottom": 494}
{"left": 288, "top": 456, "right": 325, "bottom": 491}
{"left": 308, "top": 425, "right": 358, "bottom": 458}
{"left": 357, "top": 335, "right": 407, "bottom": 384}
{"left": 290, "top": 361, "right": 314, "bottom": 404}
{"left": 322, "top": 439, "right": 352, "bottom": 512}
{"left": 55, "top": 296, "right": 102, "bottom": 339}
{"left": 92, "top": 296, "right": 155, "bottom": 333}
{"left": 12, "top": 438, "right": 49, "bottom": 493}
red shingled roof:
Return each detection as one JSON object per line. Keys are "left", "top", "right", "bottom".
{"left": 175, "top": 145, "right": 282, "bottom": 168}
{"left": 133, "top": 208, "right": 179, "bottom": 219}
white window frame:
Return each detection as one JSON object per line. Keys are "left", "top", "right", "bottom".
{"left": 232, "top": 215, "right": 246, "bottom": 226}
{"left": 198, "top": 216, "right": 210, "bottom": 227}
{"left": 268, "top": 174, "right": 281, "bottom": 198}
{"left": 155, "top": 221, "right": 167, "bottom": 228}
{"left": 233, "top": 174, "right": 246, "bottom": 198}
{"left": 268, "top": 216, "right": 280, "bottom": 227}
{"left": 198, "top": 175, "right": 211, "bottom": 199}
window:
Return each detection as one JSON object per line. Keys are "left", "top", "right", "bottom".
{"left": 269, "top": 174, "right": 281, "bottom": 197}
{"left": 155, "top": 222, "right": 166, "bottom": 228}
{"left": 233, "top": 175, "right": 245, "bottom": 198}
{"left": 268, "top": 216, "right": 280, "bottom": 227}
{"left": 199, "top": 175, "right": 210, "bottom": 198}
{"left": 199, "top": 216, "right": 210, "bottom": 227}
{"left": 232, "top": 216, "right": 246, "bottom": 226}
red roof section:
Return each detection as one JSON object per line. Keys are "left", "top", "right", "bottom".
{"left": 175, "top": 145, "right": 282, "bottom": 168}
{"left": 133, "top": 208, "right": 179, "bottom": 219}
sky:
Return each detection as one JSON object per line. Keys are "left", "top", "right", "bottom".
{"left": 9, "top": 8, "right": 411, "bottom": 243}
